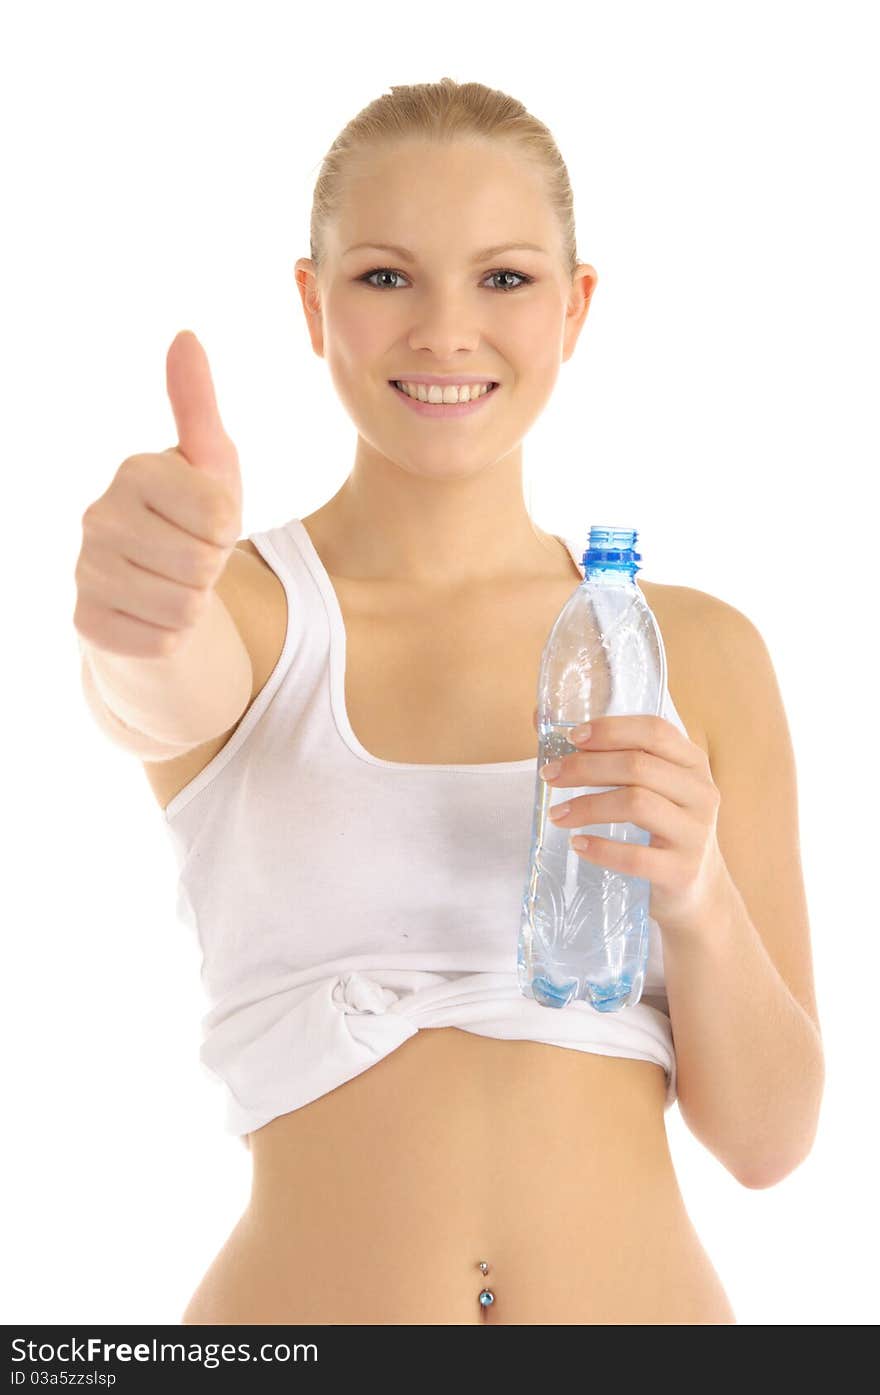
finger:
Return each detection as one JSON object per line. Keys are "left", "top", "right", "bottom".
{"left": 542, "top": 748, "right": 700, "bottom": 811}
{"left": 547, "top": 785, "right": 688, "bottom": 844}
{"left": 129, "top": 450, "right": 240, "bottom": 548}
{"left": 165, "top": 329, "right": 240, "bottom": 487}
{"left": 569, "top": 713, "right": 706, "bottom": 769}
{"left": 568, "top": 832, "right": 669, "bottom": 883}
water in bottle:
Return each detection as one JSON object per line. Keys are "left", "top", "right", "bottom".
{"left": 517, "top": 526, "right": 667, "bottom": 1013}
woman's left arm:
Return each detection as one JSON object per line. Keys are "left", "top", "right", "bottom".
{"left": 542, "top": 592, "right": 825, "bottom": 1187}
{"left": 659, "top": 592, "right": 825, "bottom": 1189}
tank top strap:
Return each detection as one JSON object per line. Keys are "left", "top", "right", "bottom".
{"left": 247, "top": 516, "right": 335, "bottom": 691}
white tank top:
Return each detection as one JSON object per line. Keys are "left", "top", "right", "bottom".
{"left": 163, "top": 518, "right": 684, "bottom": 1144}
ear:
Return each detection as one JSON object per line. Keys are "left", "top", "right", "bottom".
{"left": 294, "top": 258, "right": 324, "bottom": 358}
{"left": 562, "top": 263, "right": 598, "bottom": 363}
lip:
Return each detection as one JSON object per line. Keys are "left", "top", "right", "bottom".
{"left": 391, "top": 374, "right": 498, "bottom": 386}
{"left": 388, "top": 380, "right": 501, "bottom": 419}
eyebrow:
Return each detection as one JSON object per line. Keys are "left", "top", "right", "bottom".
{"left": 342, "top": 240, "right": 550, "bottom": 263}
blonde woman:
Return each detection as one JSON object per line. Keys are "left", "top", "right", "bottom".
{"left": 75, "top": 78, "right": 824, "bottom": 1325}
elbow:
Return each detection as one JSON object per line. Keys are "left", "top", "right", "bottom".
{"left": 736, "top": 1048, "right": 826, "bottom": 1190}
{"left": 735, "top": 1154, "right": 808, "bottom": 1190}
{"left": 733, "top": 1121, "right": 823, "bottom": 1190}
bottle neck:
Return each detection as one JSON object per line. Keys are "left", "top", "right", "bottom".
{"left": 582, "top": 527, "right": 641, "bottom": 584}
{"left": 582, "top": 529, "right": 641, "bottom": 584}
{"left": 583, "top": 564, "right": 639, "bottom": 585}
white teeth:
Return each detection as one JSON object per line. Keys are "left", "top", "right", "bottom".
{"left": 394, "top": 380, "right": 495, "bottom": 404}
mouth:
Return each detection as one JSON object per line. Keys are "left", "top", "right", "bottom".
{"left": 387, "top": 379, "right": 501, "bottom": 417}
{"left": 389, "top": 380, "right": 500, "bottom": 396}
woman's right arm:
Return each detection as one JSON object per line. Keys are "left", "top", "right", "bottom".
{"left": 74, "top": 330, "right": 253, "bottom": 760}
{"left": 77, "top": 583, "right": 253, "bottom": 760}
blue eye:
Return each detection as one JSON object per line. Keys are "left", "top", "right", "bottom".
{"left": 358, "top": 267, "right": 533, "bottom": 292}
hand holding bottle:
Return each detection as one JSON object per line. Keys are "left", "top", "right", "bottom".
{"left": 537, "top": 714, "right": 728, "bottom": 943}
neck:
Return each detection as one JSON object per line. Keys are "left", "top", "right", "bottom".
{"left": 302, "top": 445, "right": 575, "bottom": 588}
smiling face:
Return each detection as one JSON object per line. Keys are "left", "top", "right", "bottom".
{"left": 295, "top": 137, "right": 597, "bottom": 483}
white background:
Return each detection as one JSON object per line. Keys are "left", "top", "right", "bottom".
{"left": 2, "top": 0, "right": 876, "bottom": 1326}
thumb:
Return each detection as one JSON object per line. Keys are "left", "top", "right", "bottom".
{"left": 165, "top": 330, "right": 240, "bottom": 488}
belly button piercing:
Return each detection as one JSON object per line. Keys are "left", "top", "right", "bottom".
{"left": 476, "top": 1258, "right": 495, "bottom": 1312}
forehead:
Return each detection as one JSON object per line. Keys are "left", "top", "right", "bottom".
{"left": 328, "top": 138, "right": 559, "bottom": 258}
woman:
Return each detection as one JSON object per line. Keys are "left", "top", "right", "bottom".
{"left": 77, "top": 78, "right": 824, "bottom": 1324}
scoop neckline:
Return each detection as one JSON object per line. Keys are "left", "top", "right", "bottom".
{"left": 287, "top": 517, "right": 586, "bottom": 775}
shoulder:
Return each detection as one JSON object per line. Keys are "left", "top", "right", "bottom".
{"left": 643, "top": 577, "right": 751, "bottom": 627}
{"left": 230, "top": 537, "right": 287, "bottom": 598}
{"left": 218, "top": 538, "right": 283, "bottom": 606}
{"left": 234, "top": 538, "right": 263, "bottom": 562}
{"left": 639, "top": 580, "right": 774, "bottom": 761}
{"left": 645, "top": 577, "right": 768, "bottom": 654}
{"left": 228, "top": 536, "right": 272, "bottom": 584}
{"left": 663, "top": 583, "right": 781, "bottom": 763}
{"left": 138, "top": 538, "right": 288, "bottom": 811}
{"left": 219, "top": 537, "right": 286, "bottom": 661}
{"left": 668, "top": 583, "right": 772, "bottom": 670}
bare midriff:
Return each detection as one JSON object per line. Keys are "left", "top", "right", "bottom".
{"left": 181, "top": 1028, "right": 736, "bottom": 1325}
{"left": 152, "top": 512, "right": 736, "bottom": 1326}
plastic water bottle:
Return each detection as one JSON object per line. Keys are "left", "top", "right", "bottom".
{"left": 517, "top": 526, "right": 667, "bottom": 1014}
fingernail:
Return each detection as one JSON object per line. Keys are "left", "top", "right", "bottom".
{"left": 571, "top": 723, "right": 592, "bottom": 743}
{"left": 540, "top": 760, "right": 562, "bottom": 780}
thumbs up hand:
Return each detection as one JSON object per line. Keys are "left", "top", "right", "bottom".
{"left": 75, "top": 331, "right": 244, "bottom": 658}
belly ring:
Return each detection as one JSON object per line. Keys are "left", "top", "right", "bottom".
{"left": 476, "top": 1258, "right": 495, "bottom": 1312}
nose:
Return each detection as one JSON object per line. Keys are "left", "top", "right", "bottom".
{"left": 405, "top": 290, "right": 483, "bottom": 360}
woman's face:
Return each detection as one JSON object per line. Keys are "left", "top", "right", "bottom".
{"left": 295, "top": 138, "right": 597, "bottom": 481}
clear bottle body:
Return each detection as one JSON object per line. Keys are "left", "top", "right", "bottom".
{"left": 517, "top": 531, "right": 666, "bottom": 1013}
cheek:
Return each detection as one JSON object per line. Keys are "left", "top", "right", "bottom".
{"left": 528, "top": 296, "right": 568, "bottom": 344}
{"left": 502, "top": 296, "right": 567, "bottom": 366}
{"left": 326, "top": 310, "right": 385, "bottom": 372}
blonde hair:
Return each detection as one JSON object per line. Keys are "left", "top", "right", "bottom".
{"left": 309, "top": 77, "right": 579, "bottom": 282}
